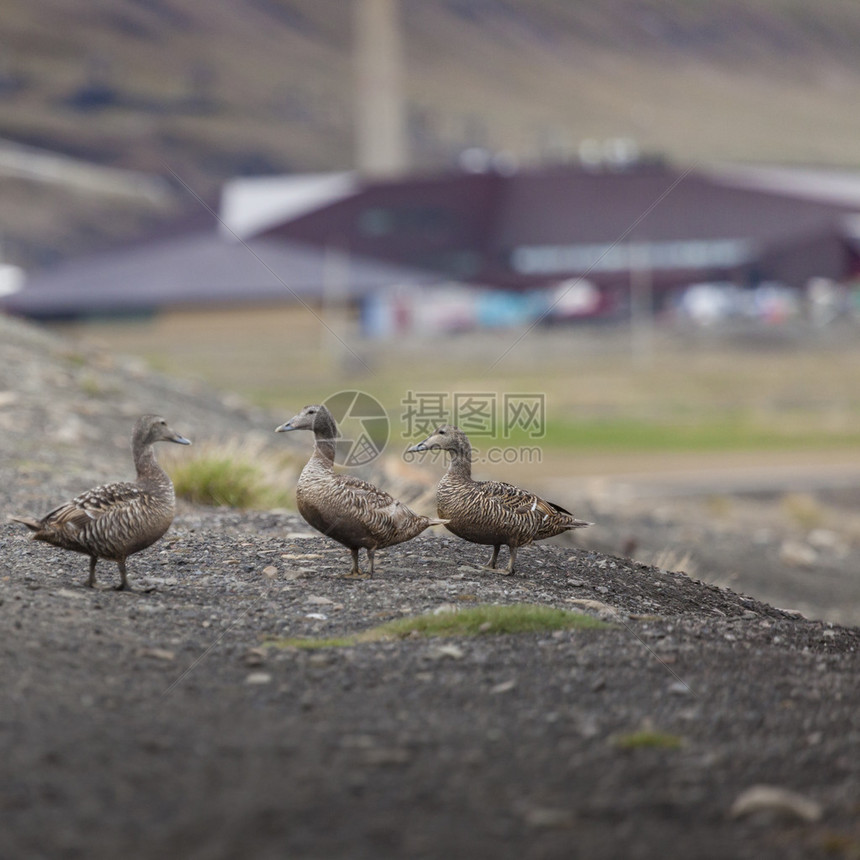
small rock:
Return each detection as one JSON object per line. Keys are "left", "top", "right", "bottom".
{"left": 261, "top": 565, "right": 278, "bottom": 580}
{"left": 56, "top": 588, "right": 87, "bottom": 601}
{"left": 729, "top": 785, "right": 822, "bottom": 823}
{"left": 304, "top": 612, "right": 327, "bottom": 621}
{"left": 305, "top": 594, "right": 334, "bottom": 606}
{"left": 567, "top": 598, "right": 620, "bottom": 621}
{"left": 668, "top": 681, "right": 692, "bottom": 696}
{"left": 245, "top": 672, "right": 273, "bottom": 685}
{"left": 138, "top": 648, "right": 175, "bottom": 662}
{"left": 430, "top": 644, "right": 465, "bottom": 660}
{"left": 490, "top": 679, "right": 517, "bottom": 695}
{"left": 566, "top": 578, "right": 585, "bottom": 587}
{"left": 243, "top": 648, "right": 267, "bottom": 667}
{"left": 433, "top": 603, "right": 460, "bottom": 615}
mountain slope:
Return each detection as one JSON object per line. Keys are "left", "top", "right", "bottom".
{"left": 3, "top": 0, "right": 860, "bottom": 264}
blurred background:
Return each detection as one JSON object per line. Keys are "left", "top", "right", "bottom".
{"left": 3, "top": 0, "right": 860, "bottom": 622}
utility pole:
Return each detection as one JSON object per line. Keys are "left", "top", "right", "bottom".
{"left": 629, "top": 241, "right": 654, "bottom": 368}
{"left": 353, "top": 0, "right": 408, "bottom": 176}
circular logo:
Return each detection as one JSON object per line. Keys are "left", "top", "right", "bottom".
{"left": 322, "top": 390, "right": 389, "bottom": 467}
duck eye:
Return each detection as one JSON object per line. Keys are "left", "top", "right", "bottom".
{"left": 438, "top": 428, "right": 446, "bottom": 434}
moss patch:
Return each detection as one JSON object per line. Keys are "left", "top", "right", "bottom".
{"left": 269, "top": 604, "right": 611, "bottom": 650}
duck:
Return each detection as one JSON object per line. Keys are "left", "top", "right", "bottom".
{"left": 276, "top": 404, "right": 447, "bottom": 578}
{"left": 407, "top": 424, "right": 589, "bottom": 574}
{"left": 9, "top": 414, "right": 191, "bottom": 590}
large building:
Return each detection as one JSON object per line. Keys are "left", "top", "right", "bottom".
{"left": 5, "top": 160, "right": 860, "bottom": 328}
{"left": 245, "top": 161, "right": 860, "bottom": 314}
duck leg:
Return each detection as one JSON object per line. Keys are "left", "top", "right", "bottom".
{"left": 113, "top": 558, "right": 130, "bottom": 591}
{"left": 341, "top": 548, "right": 369, "bottom": 579}
{"left": 482, "top": 544, "right": 501, "bottom": 570}
{"left": 367, "top": 548, "right": 375, "bottom": 577}
{"left": 86, "top": 556, "right": 98, "bottom": 588}
{"left": 502, "top": 545, "right": 518, "bottom": 575}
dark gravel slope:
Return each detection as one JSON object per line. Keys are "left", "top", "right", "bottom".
{"left": 1, "top": 316, "right": 858, "bottom": 859}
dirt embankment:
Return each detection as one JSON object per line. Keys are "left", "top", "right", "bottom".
{"left": 1, "top": 316, "right": 858, "bottom": 859}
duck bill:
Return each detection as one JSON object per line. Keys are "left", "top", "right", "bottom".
{"left": 406, "top": 441, "right": 428, "bottom": 453}
{"left": 275, "top": 420, "right": 296, "bottom": 433}
{"left": 172, "top": 434, "right": 192, "bottom": 446}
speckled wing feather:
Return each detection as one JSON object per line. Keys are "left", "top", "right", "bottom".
{"left": 332, "top": 473, "right": 429, "bottom": 542}
{"left": 43, "top": 482, "right": 144, "bottom": 528}
{"left": 32, "top": 480, "right": 172, "bottom": 560}
{"left": 44, "top": 483, "right": 143, "bottom": 525}
{"left": 439, "top": 475, "right": 585, "bottom": 547}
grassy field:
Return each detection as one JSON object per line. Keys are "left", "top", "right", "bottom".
{"left": 52, "top": 305, "right": 860, "bottom": 485}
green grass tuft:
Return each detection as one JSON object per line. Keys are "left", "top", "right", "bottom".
{"left": 274, "top": 637, "right": 357, "bottom": 650}
{"left": 612, "top": 730, "right": 684, "bottom": 750}
{"left": 268, "top": 604, "right": 610, "bottom": 650}
{"left": 371, "top": 604, "right": 610, "bottom": 638}
{"left": 165, "top": 439, "right": 297, "bottom": 509}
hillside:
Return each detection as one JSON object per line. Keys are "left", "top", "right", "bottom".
{"left": 4, "top": 0, "right": 860, "bottom": 265}
{"left": 1, "top": 314, "right": 859, "bottom": 859}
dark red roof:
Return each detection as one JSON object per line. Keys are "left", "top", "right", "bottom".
{"left": 257, "top": 162, "right": 860, "bottom": 290}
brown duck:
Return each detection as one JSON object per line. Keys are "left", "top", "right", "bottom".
{"left": 276, "top": 404, "right": 447, "bottom": 577}
{"left": 10, "top": 414, "right": 191, "bottom": 590}
{"left": 407, "top": 424, "right": 589, "bottom": 574}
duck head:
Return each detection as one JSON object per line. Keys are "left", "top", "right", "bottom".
{"left": 136, "top": 414, "right": 192, "bottom": 447}
{"left": 275, "top": 404, "right": 339, "bottom": 439}
{"left": 406, "top": 424, "right": 470, "bottom": 457}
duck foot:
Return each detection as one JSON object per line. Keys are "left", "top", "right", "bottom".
{"left": 340, "top": 572, "right": 371, "bottom": 580}
{"left": 481, "top": 565, "right": 515, "bottom": 575}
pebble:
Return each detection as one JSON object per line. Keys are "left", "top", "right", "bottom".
{"left": 245, "top": 672, "right": 273, "bottom": 685}
{"left": 138, "top": 648, "right": 175, "bottom": 662}
{"left": 729, "top": 785, "right": 822, "bottom": 822}
{"left": 490, "top": 680, "right": 517, "bottom": 695}
{"left": 433, "top": 603, "right": 460, "bottom": 615}
{"left": 668, "top": 681, "right": 692, "bottom": 696}
{"left": 429, "top": 644, "right": 465, "bottom": 660}
{"left": 243, "top": 648, "right": 267, "bottom": 667}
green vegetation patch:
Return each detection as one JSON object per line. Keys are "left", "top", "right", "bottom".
{"left": 374, "top": 603, "right": 610, "bottom": 637}
{"left": 278, "top": 637, "right": 357, "bottom": 650}
{"left": 510, "top": 416, "right": 860, "bottom": 454}
{"left": 166, "top": 440, "right": 297, "bottom": 509}
{"left": 269, "top": 604, "right": 610, "bottom": 649}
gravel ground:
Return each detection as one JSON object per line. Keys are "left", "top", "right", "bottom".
{"left": 1, "top": 315, "right": 859, "bottom": 860}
